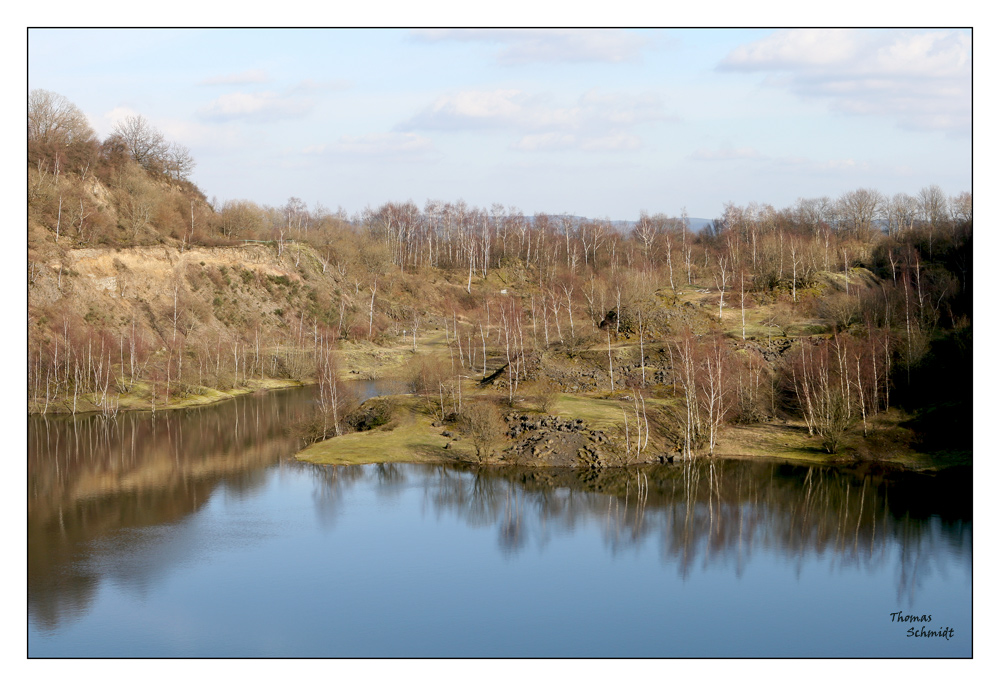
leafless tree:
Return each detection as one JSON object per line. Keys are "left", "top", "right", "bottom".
{"left": 699, "top": 337, "right": 733, "bottom": 455}
{"left": 315, "top": 328, "right": 349, "bottom": 438}
{"left": 461, "top": 401, "right": 506, "bottom": 463}
{"left": 28, "top": 89, "right": 95, "bottom": 147}
{"left": 165, "top": 142, "right": 196, "bottom": 181}
{"left": 918, "top": 185, "right": 948, "bottom": 228}
{"left": 950, "top": 191, "right": 972, "bottom": 225}
{"left": 671, "top": 331, "right": 703, "bottom": 459}
{"left": 117, "top": 177, "right": 154, "bottom": 240}
{"left": 714, "top": 255, "right": 729, "bottom": 321}
{"left": 217, "top": 199, "right": 265, "bottom": 238}
{"left": 886, "top": 193, "right": 918, "bottom": 236}
{"left": 837, "top": 187, "right": 883, "bottom": 241}
{"left": 634, "top": 212, "right": 659, "bottom": 265}
{"left": 111, "top": 115, "right": 170, "bottom": 173}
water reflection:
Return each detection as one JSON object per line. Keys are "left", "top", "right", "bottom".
{"left": 29, "top": 385, "right": 970, "bottom": 642}
{"left": 303, "top": 461, "right": 367, "bottom": 530}
{"left": 291, "top": 459, "right": 971, "bottom": 607}
{"left": 28, "top": 388, "right": 311, "bottom": 629}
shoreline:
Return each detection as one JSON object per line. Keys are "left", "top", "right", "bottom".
{"left": 28, "top": 378, "right": 312, "bottom": 417}
{"left": 30, "top": 373, "right": 967, "bottom": 475}
{"left": 296, "top": 393, "right": 966, "bottom": 474}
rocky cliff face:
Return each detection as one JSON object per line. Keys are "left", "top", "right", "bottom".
{"left": 29, "top": 240, "right": 337, "bottom": 350}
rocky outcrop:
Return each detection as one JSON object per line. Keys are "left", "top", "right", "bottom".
{"left": 498, "top": 412, "right": 668, "bottom": 468}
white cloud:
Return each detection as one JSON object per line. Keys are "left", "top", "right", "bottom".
{"left": 580, "top": 132, "right": 641, "bottom": 151}
{"left": 200, "top": 69, "right": 269, "bottom": 85}
{"left": 401, "top": 88, "right": 670, "bottom": 153}
{"left": 196, "top": 79, "right": 348, "bottom": 122}
{"left": 102, "top": 105, "right": 141, "bottom": 127}
{"left": 160, "top": 119, "right": 245, "bottom": 151}
{"left": 199, "top": 90, "right": 314, "bottom": 122}
{"left": 308, "top": 133, "right": 435, "bottom": 160}
{"left": 404, "top": 89, "right": 526, "bottom": 130}
{"left": 690, "top": 145, "right": 874, "bottom": 175}
{"left": 513, "top": 131, "right": 640, "bottom": 152}
{"left": 411, "top": 29, "right": 646, "bottom": 65}
{"left": 578, "top": 90, "right": 667, "bottom": 126}
{"left": 87, "top": 106, "right": 141, "bottom": 138}
{"left": 719, "top": 29, "right": 970, "bottom": 135}
{"left": 691, "top": 145, "right": 764, "bottom": 161}
{"left": 512, "top": 133, "right": 577, "bottom": 151}
{"left": 721, "top": 29, "right": 860, "bottom": 69}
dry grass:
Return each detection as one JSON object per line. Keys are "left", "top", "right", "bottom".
{"left": 90, "top": 378, "right": 307, "bottom": 414}
{"left": 337, "top": 329, "right": 451, "bottom": 380}
{"left": 714, "top": 408, "right": 959, "bottom": 471}
{"left": 715, "top": 420, "right": 832, "bottom": 464}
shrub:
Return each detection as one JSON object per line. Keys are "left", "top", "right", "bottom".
{"left": 816, "top": 292, "right": 860, "bottom": 332}
{"left": 534, "top": 379, "right": 560, "bottom": 413}
{"left": 346, "top": 397, "right": 395, "bottom": 432}
{"left": 459, "top": 401, "right": 506, "bottom": 463}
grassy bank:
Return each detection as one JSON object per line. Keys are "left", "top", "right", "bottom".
{"left": 297, "top": 387, "right": 962, "bottom": 472}
{"left": 714, "top": 409, "right": 969, "bottom": 471}
{"left": 30, "top": 377, "right": 309, "bottom": 416}
{"left": 297, "top": 395, "right": 474, "bottom": 465}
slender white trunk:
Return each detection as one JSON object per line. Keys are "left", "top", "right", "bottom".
{"left": 791, "top": 246, "right": 797, "bottom": 303}
{"left": 368, "top": 278, "right": 377, "bottom": 340}
{"left": 740, "top": 272, "right": 746, "bottom": 341}
{"left": 638, "top": 309, "right": 646, "bottom": 387}
{"left": 55, "top": 195, "right": 63, "bottom": 242}
{"left": 479, "top": 322, "right": 487, "bottom": 377}
{"left": 844, "top": 249, "right": 850, "bottom": 295}
{"left": 607, "top": 330, "right": 615, "bottom": 392}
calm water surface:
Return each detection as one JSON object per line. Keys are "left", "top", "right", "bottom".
{"left": 28, "top": 386, "right": 972, "bottom": 657}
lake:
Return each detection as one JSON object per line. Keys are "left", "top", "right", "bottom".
{"left": 27, "top": 385, "right": 972, "bottom": 657}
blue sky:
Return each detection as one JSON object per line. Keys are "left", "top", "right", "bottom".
{"left": 27, "top": 28, "right": 971, "bottom": 221}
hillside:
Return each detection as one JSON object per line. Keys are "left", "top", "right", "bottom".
{"left": 27, "top": 91, "right": 972, "bottom": 471}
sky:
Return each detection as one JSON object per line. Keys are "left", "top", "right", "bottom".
{"left": 27, "top": 27, "right": 971, "bottom": 221}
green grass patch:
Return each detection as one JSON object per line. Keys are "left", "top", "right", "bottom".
{"left": 548, "top": 392, "right": 672, "bottom": 431}
{"left": 297, "top": 395, "right": 473, "bottom": 465}
{"left": 551, "top": 393, "right": 627, "bottom": 430}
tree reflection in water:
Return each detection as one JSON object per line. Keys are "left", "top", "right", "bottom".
{"left": 304, "top": 462, "right": 366, "bottom": 530}
{"left": 307, "top": 458, "right": 969, "bottom": 607}
{"left": 29, "top": 386, "right": 317, "bottom": 630}
{"left": 498, "top": 485, "right": 525, "bottom": 555}
{"left": 30, "top": 383, "right": 969, "bottom": 633}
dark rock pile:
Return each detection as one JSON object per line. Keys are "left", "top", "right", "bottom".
{"left": 498, "top": 412, "right": 608, "bottom": 467}
{"left": 496, "top": 412, "right": 670, "bottom": 468}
